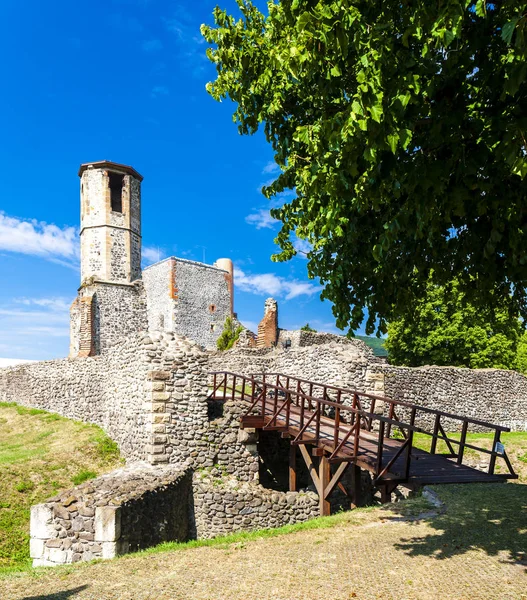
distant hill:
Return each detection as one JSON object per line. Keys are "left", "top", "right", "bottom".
{"left": 355, "top": 336, "right": 388, "bottom": 357}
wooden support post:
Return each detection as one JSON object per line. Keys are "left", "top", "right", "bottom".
{"left": 350, "top": 464, "right": 362, "bottom": 508}
{"left": 489, "top": 429, "right": 501, "bottom": 475}
{"left": 289, "top": 445, "right": 297, "bottom": 492}
{"left": 457, "top": 421, "right": 468, "bottom": 465}
{"left": 319, "top": 453, "right": 331, "bottom": 516}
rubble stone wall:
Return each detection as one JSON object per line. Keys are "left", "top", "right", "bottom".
{"left": 192, "top": 473, "right": 319, "bottom": 539}
{"left": 0, "top": 332, "right": 152, "bottom": 461}
{"left": 30, "top": 466, "right": 191, "bottom": 567}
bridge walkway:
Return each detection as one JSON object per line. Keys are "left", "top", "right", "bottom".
{"left": 208, "top": 372, "right": 517, "bottom": 515}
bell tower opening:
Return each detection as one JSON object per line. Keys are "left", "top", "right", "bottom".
{"left": 109, "top": 172, "right": 124, "bottom": 213}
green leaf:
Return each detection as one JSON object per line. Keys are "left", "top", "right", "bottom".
{"left": 370, "top": 104, "right": 383, "bottom": 123}
{"left": 502, "top": 18, "right": 520, "bottom": 45}
{"left": 387, "top": 133, "right": 398, "bottom": 154}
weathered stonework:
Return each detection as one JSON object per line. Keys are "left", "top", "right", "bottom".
{"left": 256, "top": 298, "right": 278, "bottom": 348}
{"left": 30, "top": 465, "right": 191, "bottom": 567}
{"left": 143, "top": 257, "right": 232, "bottom": 350}
{"left": 192, "top": 472, "right": 319, "bottom": 539}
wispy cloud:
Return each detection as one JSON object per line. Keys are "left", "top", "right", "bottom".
{"left": 235, "top": 267, "right": 321, "bottom": 300}
{"left": 293, "top": 237, "right": 312, "bottom": 257}
{"left": 142, "top": 245, "right": 166, "bottom": 265}
{"left": 245, "top": 209, "right": 278, "bottom": 230}
{"left": 142, "top": 39, "right": 162, "bottom": 52}
{"left": 151, "top": 85, "right": 169, "bottom": 98}
{"left": 0, "top": 296, "right": 71, "bottom": 360}
{"left": 0, "top": 212, "right": 79, "bottom": 269}
{"left": 263, "top": 161, "right": 280, "bottom": 174}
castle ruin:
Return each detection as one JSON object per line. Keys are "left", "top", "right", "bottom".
{"left": 0, "top": 161, "right": 526, "bottom": 567}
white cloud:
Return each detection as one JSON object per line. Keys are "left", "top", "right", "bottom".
{"left": 15, "top": 297, "right": 71, "bottom": 312}
{"left": 234, "top": 267, "right": 321, "bottom": 300}
{"left": 293, "top": 237, "right": 312, "bottom": 257}
{"left": 240, "top": 320, "right": 258, "bottom": 333}
{"left": 0, "top": 297, "right": 71, "bottom": 360}
{"left": 0, "top": 212, "right": 78, "bottom": 268}
{"left": 262, "top": 161, "right": 280, "bottom": 174}
{"left": 142, "top": 246, "right": 166, "bottom": 265}
{"left": 245, "top": 209, "right": 278, "bottom": 230}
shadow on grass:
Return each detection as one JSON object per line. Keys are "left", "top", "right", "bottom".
{"left": 394, "top": 483, "right": 527, "bottom": 570}
{"left": 21, "top": 585, "right": 89, "bottom": 600}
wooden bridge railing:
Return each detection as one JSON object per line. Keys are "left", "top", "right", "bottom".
{"left": 208, "top": 371, "right": 517, "bottom": 483}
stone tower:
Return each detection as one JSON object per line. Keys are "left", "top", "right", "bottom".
{"left": 79, "top": 161, "right": 143, "bottom": 284}
{"left": 70, "top": 161, "right": 147, "bottom": 358}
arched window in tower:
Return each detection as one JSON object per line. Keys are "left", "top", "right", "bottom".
{"left": 109, "top": 173, "right": 124, "bottom": 213}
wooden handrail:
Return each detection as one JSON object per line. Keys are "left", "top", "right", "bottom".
{"left": 208, "top": 371, "right": 517, "bottom": 480}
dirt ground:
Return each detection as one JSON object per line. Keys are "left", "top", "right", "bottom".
{"left": 2, "top": 490, "right": 526, "bottom": 600}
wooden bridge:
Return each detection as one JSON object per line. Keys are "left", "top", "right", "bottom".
{"left": 208, "top": 371, "right": 517, "bottom": 516}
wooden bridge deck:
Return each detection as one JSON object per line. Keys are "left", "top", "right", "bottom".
{"left": 209, "top": 372, "right": 516, "bottom": 515}
{"left": 243, "top": 405, "right": 505, "bottom": 486}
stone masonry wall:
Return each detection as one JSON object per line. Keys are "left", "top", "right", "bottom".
{"left": 191, "top": 472, "right": 319, "bottom": 539}
{"left": 210, "top": 334, "right": 527, "bottom": 431}
{"left": 143, "top": 258, "right": 231, "bottom": 350}
{"left": 31, "top": 465, "right": 191, "bottom": 566}
{"left": 0, "top": 332, "right": 152, "bottom": 461}
{"left": 142, "top": 331, "right": 259, "bottom": 480}
{"left": 382, "top": 365, "right": 527, "bottom": 431}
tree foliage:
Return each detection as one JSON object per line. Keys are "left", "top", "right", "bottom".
{"left": 385, "top": 278, "right": 523, "bottom": 369}
{"left": 300, "top": 322, "right": 317, "bottom": 332}
{"left": 202, "top": 1, "right": 527, "bottom": 334}
{"left": 217, "top": 316, "right": 244, "bottom": 351}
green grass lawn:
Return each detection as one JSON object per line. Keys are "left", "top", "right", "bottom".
{"left": 0, "top": 403, "right": 122, "bottom": 573}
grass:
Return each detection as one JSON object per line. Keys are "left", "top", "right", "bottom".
{"left": 1, "top": 483, "right": 525, "bottom": 600}
{"left": 0, "top": 403, "right": 123, "bottom": 572}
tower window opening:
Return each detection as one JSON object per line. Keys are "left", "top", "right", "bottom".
{"left": 109, "top": 173, "right": 124, "bottom": 213}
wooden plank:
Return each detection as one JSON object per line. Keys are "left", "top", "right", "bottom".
{"left": 319, "top": 454, "right": 331, "bottom": 516}
{"left": 289, "top": 445, "right": 297, "bottom": 492}
{"left": 298, "top": 443, "right": 321, "bottom": 494}
{"left": 323, "top": 461, "right": 349, "bottom": 499}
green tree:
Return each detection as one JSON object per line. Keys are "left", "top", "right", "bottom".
{"left": 217, "top": 316, "right": 244, "bottom": 351}
{"left": 385, "top": 278, "right": 523, "bottom": 369}
{"left": 300, "top": 323, "right": 317, "bottom": 332}
{"left": 202, "top": 1, "right": 527, "bottom": 335}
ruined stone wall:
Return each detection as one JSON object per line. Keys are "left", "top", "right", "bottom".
{"left": 91, "top": 281, "right": 147, "bottom": 354}
{"left": 143, "top": 258, "right": 231, "bottom": 350}
{"left": 143, "top": 332, "right": 259, "bottom": 480}
{"left": 210, "top": 339, "right": 383, "bottom": 396}
{"left": 30, "top": 466, "right": 191, "bottom": 566}
{"left": 143, "top": 259, "right": 174, "bottom": 332}
{"left": 382, "top": 365, "right": 527, "bottom": 431}
{"left": 0, "top": 333, "right": 152, "bottom": 461}
{"left": 192, "top": 472, "right": 319, "bottom": 539}
{"left": 210, "top": 338, "right": 527, "bottom": 431}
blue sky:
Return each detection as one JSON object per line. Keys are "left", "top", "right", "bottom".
{"left": 0, "top": 0, "right": 354, "bottom": 361}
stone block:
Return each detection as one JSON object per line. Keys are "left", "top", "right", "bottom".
{"left": 30, "top": 504, "right": 54, "bottom": 539}
{"left": 44, "top": 547, "right": 68, "bottom": 564}
{"left": 148, "top": 370, "right": 171, "bottom": 381}
{"left": 30, "top": 538, "right": 45, "bottom": 559}
{"left": 102, "top": 539, "right": 129, "bottom": 559}
{"left": 152, "top": 392, "right": 170, "bottom": 401}
{"left": 32, "top": 558, "right": 55, "bottom": 568}
{"left": 94, "top": 506, "right": 121, "bottom": 542}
